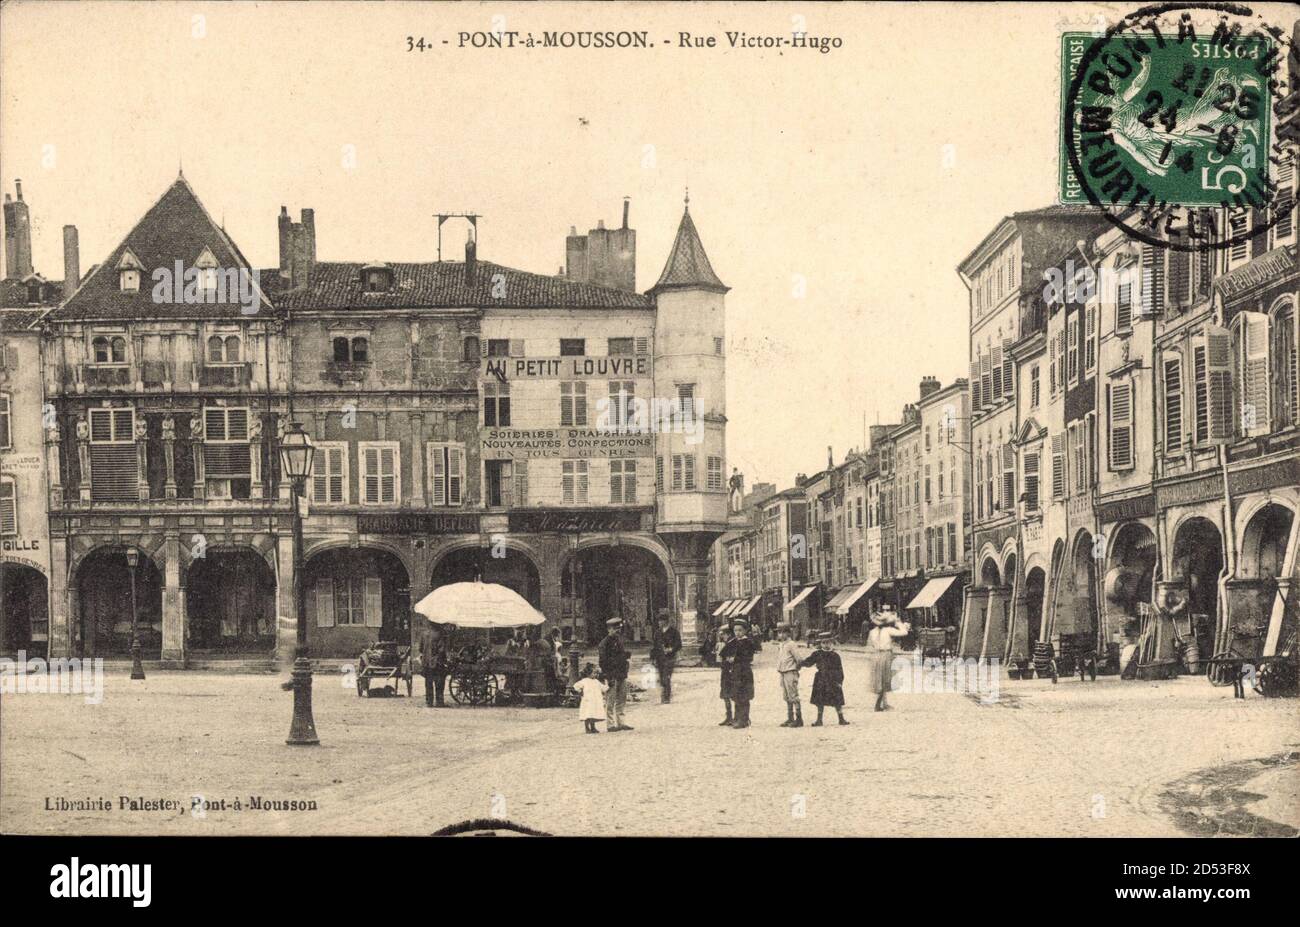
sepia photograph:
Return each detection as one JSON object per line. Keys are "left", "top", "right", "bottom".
{"left": 1, "top": 0, "right": 1297, "bottom": 906}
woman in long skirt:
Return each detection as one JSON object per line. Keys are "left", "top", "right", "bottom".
{"left": 866, "top": 610, "right": 910, "bottom": 711}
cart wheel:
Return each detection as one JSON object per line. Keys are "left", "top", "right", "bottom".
{"left": 1255, "top": 660, "right": 1297, "bottom": 698}
{"left": 449, "top": 673, "right": 469, "bottom": 705}
{"left": 1206, "top": 652, "right": 1238, "bottom": 687}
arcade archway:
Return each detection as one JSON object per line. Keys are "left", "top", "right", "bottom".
{"left": 1024, "top": 566, "right": 1046, "bottom": 652}
{"left": 1239, "top": 504, "right": 1294, "bottom": 580}
{"left": 76, "top": 547, "right": 163, "bottom": 658}
{"left": 304, "top": 547, "right": 411, "bottom": 658}
{"left": 565, "top": 545, "right": 670, "bottom": 645}
{"left": 980, "top": 556, "right": 1002, "bottom": 587}
{"left": 186, "top": 549, "right": 277, "bottom": 653}
{"left": 1, "top": 564, "right": 48, "bottom": 655}
{"left": 1106, "top": 522, "right": 1157, "bottom": 642}
{"left": 1171, "top": 517, "right": 1224, "bottom": 662}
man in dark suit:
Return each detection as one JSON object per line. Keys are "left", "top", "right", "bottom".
{"left": 598, "top": 617, "right": 633, "bottom": 731}
{"left": 650, "top": 612, "right": 682, "bottom": 703}
{"left": 420, "top": 622, "right": 450, "bottom": 707}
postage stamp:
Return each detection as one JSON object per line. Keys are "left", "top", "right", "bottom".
{"left": 1060, "top": 2, "right": 1297, "bottom": 251}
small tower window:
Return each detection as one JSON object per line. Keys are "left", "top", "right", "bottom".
{"left": 117, "top": 249, "right": 144, "bottom": 293}
{"left": 195, "top": 247, "right": 220, "bottom": 293}
{"left": 361, "top": 263, "right": 394, "bottom": 293}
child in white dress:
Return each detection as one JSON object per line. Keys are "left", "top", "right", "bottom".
{"left": 573, "top": 663, "right": 607, "bottom": 734}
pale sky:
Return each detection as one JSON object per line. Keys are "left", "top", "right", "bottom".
{"left": 2, "top": 1, "right": 1293, "bottom": 491}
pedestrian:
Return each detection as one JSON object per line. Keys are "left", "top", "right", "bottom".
{"left": 598, "top": 617, "right": 633, "bottom": 731}
{"left": 572, "top": 663, "right": 607, "bottom": 734}
{"left": 867, "top": 609, "right": 910, "bottom": 711}
{"left": 716, "top": 625, "right": 735, "bottom": 725}
{"left": 650, "top": 612, "right": 682, "bottom": 704}
{"left": 802, "top": 631, "right": 848, "bottom": 725}
{"left": 774, "top": 623, "right": 804, "bottom": 727}
{"left": 553, "top": 630, "right": 568, "bottom": 680}
{"left": 723, "top": 618, "right": 756, "bottom": 728}
{"left": 419, "top": 620, "right": 450, "bottom": 708}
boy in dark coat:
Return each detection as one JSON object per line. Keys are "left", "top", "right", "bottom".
{"left": 722, "top": 619, "right": 756, "bottom": 728}
{"left": 716, "top": 625, "right": 735, "bottom": 725}
{"left": 801, "top": 632, "right": 848, "bottom": 725}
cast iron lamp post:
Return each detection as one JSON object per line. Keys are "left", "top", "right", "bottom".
{"left": 280, "top": 422, "right": 319, "bottom": 746}
{"left": 126, "top": 548, "right": 145, "bottom": 680}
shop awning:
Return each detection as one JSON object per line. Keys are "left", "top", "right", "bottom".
{"left": 832, "top": 578, "right": 878, "bottom": 615}
{"left": 737, "top": 596, "right": 762, "bottom": 616}
{"left": 782, "top": 584, "right": 818, "bottom": 614}
{"left": 712, "top": 599, "right": 736, "bottom": 617}
{"left": 722, "top": 598, "right": 747, "bottom": 617}
{"left": 906, "top": 576, "right": 959, "bottom": 610}
{"left": 823, "top": 585, "right": 856, "bottom": 613}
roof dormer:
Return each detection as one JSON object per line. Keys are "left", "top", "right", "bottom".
{"left": 117, "top": 249, "right": 144, "bottom": 293}
{"left": 360, "top": 261, "right": 394, "bottom": 294}
{"left": 195, "top": 246, "right": 220, "bottom": 292}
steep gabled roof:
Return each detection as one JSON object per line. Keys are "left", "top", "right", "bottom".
{"left": 52, "top": 175, "right": 273, "bottom": 321}
{"left": 271, "top": 260, "right": 655, "bottom": 311}
{"left": 650, "top": 207, "right": 727, "bottom": 294}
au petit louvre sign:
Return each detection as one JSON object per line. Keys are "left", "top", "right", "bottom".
{"left": 482, "top": 355, "right": 651, "bottom": 381}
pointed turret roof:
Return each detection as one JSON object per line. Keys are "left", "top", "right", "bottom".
{"left": 53, "top": 174, "right": 272, "bottom": 320}
{"left": 650, "top": 197, "right": 727, "bottom": 295}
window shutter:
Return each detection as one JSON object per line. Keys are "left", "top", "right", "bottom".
{"left": 1163, "top": 356, "right": 1184, "bottom": 452}
{"left": 1239, "top": 311, "right": 1271, "bottom": 436}
{"left": 560, "top": 383, "right": 573, "bottom": 427}
{"left": 205, "top": 407, "right": 225, "bottom": 441}
{"left": 1109, "top": 382, "right": 1133, "bottom": 469}
{"left": 512, "top": 458, "right": 526, "bottom": 507}
{"left": 90, "top": 409, "right": 113, "bottom": 442}
{"left": 562, "top": 461, "right": 575, "bottom": 503}
{"left": 1024, "top": 451, "right": 1039, "bottom": 510}
{"left": 449, "top": 446, "right": 463, "bottom": 504}
{"left": 0, "top": 480, "right": 16, "bottom": 535}
{"left": 1116, "top": 281, "right": 1133, "bottom": 330}
{"left": 1273, "top": 161, "right": 1294, "bottom": 242}
{"left": 1001, "top": 337, "right": 1014, "bottom": 398}
{"left": 315, "top": 579, "right": 335, "bottom": 628}
{"left": 576, "top": 461, "right": 588, "bottom": 502}
{"left": 1167, "top": 252, "right": 1192, "bottom": 305}
{"left": 981, "top": 351, "right": 993, "bottom": 404}
{"left": 1141, "top": 245, "right": 1165, "bottom": 317}
{"left": 575, "top": 383, "right": 587, "bottom": 427}
{"left": 991, "top": 342, "right": 1004, "bottom": 400}
{"left": 380, "top": 447, "right": 396, "bottom": 502}
{"left": 655, "top": 456, "right": 664, "bottom": 492}
{"left": 363, "top": 446, "right": 379, "bottom": 503}
{"left": 635, "top": 336, "right": 649, "bottom": 355}
{"left": 226, "top": 408, "right": 248, "bottom": 441}
{"left": 970, "top": 361, "right": 982, "bottom": 411}
{"left": 609, "top": 460, "right": 622, "bottom": 503}
{"left": 312, "top": 451, "right": 328, "bottom": 502}
{"left": 430, "top": 444, "right": 446, "bottom": 505}
{"left": 1084, "top": 307, "right": 1097, "bottom": 371}
{"left": 1202, "top": 328, "right": 1234, "bottom": 442}
{"left": 1051, "top": 432, "right": 1066, "bottom": 497}
{"left": 362, "top": 577, "right": 384, "bottom": 628}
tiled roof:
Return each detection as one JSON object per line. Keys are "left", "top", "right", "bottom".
{"left": 51, "top": 175, "right": 274, "bottom": 322}
{"left": 0, "top": 307, "right": 47, "bottom": 332}
{"left": 0, "top": 277, "right": 63, "bottom": 310}
{"left": 272, "top": 260, "right": 654, "bottom": 311}
{"left": 650, "top": 208, "right": 726, "bottom": 293}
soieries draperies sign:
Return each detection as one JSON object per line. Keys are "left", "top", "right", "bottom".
{"left": 481, "top": 427, "right": 653, "bottom": 460}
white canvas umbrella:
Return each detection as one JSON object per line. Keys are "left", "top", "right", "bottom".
{"left": 413, "top": 581, "right": 545, "bottom": 629}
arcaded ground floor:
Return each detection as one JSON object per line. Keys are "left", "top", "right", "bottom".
{"left": 2, "top": 647, "right": 1296, "bottom": 837}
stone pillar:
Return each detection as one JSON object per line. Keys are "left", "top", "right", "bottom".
{"left": 45, "top": 422, "right": 63, "bottom": 508}
{"left": 161, "top": 532, "right": 184, "bottom": 664}
{"left": 1006, "top": 587, "right": 1031, "bottom": 664}
{"left": 190, "top": 413, "right": 206, "bottom": 501}
{"left": 958, "top": 586, "right": 989, "bottom": 659}
{"left": 410, "top": 412, "right": 426, "bottom": 508}
{"left": 47, "top": 535, "right": 71, "bottom": 658}
{"left": 980, "top": 585, "right": 1010, "bottom": 663}
{"left": 275, "top": 529, "right": 297, "bottom": 670}
{"left": 75, "top": 417, "right": 90, "bottom": 502}
{"left": 671, "top": 560, "right": 708, "bottom": 654}
{"left": 162, "top": 414, "right": 177, "bottom": 499}
{"left": 249, "top": 414, "right": 264, "bottom": 500}
{"left": 538, "top": 551, "right": 564, "bottom": 632}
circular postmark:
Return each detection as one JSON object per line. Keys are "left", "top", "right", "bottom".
{"left": 1062, "top": 2, "right": 1297, "bottom": 252}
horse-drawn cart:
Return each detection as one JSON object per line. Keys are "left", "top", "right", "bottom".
{"left": 355, "top": 640, "right": 414, "bottom": 697}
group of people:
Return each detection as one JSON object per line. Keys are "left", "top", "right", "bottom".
{"left": 573, "top": 612, "right": 681, "bottom": 733}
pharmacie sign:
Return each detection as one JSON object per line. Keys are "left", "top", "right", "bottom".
{"left": 481, "top": 427, "right": 653, "bottom": 460}
{"left": 483, "top": 355, "right": 651, "bottom": 381}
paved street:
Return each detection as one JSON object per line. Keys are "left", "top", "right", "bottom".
{"left": 3, "top": 646, "right": 1297, "bottom": 837}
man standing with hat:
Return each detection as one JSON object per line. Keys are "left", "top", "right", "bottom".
{"left": 598, "top": 617, "right": 633, "bottom": 731}
{"left": 419, "top": 621, "right": 451, "bottom": 708}
{"left": 650, "top": 610, "right": 682, "bottom": 704}
{"left": 722, "top": 618, "right": 756, "bottom": 728}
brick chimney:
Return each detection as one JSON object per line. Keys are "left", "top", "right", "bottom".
{"left": 827, "top": 446, "right": 834, "bottom": 469}
{"left": 278, "top": 206, "right": 316, "bottom": 287}
{"left": 63, "top": 225, "right": 80, "bottom": 299}
{"left": 464, "top": 227, "right": 477, "bottom": 285}
{"left": 3, "top": 180, "right": 33, "bottom": 280}
{"left": 564, "top": 201, "right": 636, "bottom": 292}
{"left": 919, "top": 376, "right": 941, "bottom": 401}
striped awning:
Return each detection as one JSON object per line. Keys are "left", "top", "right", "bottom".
{"left": 712, "top": 599, "right": 736, "bottom": 617}
{"left": 830, "top": 579, "right": 878, "bottom": 615}
{"left": 907, "top": 576, "right": 959, "bottom": 610}
{"left": 734, "top": 595, "right": 761, "bottom": 616}
{"left": 782, "top": 584, "right": 817, "bottom": 614}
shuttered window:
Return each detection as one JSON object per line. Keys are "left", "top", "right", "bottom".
{"left": 428, "top": 443, "right": 464, "bottom": 506}
{"left": 1066, "top": 316, "right": 1079, "bottom": 384}
{"left": 1197, "top": 328, "right": 1235, "bottom": 442}
{"left": 707, "top": 455, "right": 723, "bottom": 490}
{"left": 562, "top": 460, "right": 588, "bottom": 504}
{"left": 1141, "top": 244, "right": 1166, "bottom": 316}
{"left": 0, "top": 478, "right": 16, "bottom": 536}
{"left": 1023, "top": 451, "right": 1040, "bottom": 511}
{"left": 1235, "top": 311, "right": 1271, "bottom": 436}
{"left": 1108, "top": 382, "right": 1134, "bottom": 469}
{"left": 607, "top": 381, "right": 635, "bottom": 428}
{"left": 970, "top": 360, "right": 982, "bottom": 411}
{"left": 1001, "top": 443, "right": 1015, "bottom": 511}
{"left": 1116, "top": 281, "right": 1133, "bottom": 331}
{"left": 1001, "top": 337, "right": 1014, "bottom": 400}
{"left": 991, "top": 342, "right": 1004, "bottom": 400}
{"left": 513, "top": 459, "right": 528, "bottom": 507}
{"left": 609, "top": 459, "right": 637, "bottom": 503}
{"left": 0, "top": 393, "right": 10, "bottom": 449}
{"left": 1084, "top": 306, "right": 1097, "bottom": 374}
{"left": 359, "top": 442, "right": 399, "bottom": 505}
{"left": 655, "top": 456, "right": 664, "bottom": 493}
{"left": 311, "top": 442, "right": 348, "bottom": 504}
{"left": 1167, "top": 252, "right": 1193, "bottom": 305}
{"left": 1051, "top": 432, "right": 1066, "bottom": 498}
{"left": 203, "top": 407, "right": 251, "bottom": 479}
{"left": 1227, "top": 212, "right": 1250, "bottom": 266}
{"left": 560, "top": 382, "right": 587, "bottom": 427}
{"left": 89, "top": 408, "right": 138, "bottom": 501}
{"left": 1273, "top": 161, "right": 1295, "bottom": 244}
{"left": 1163, "top": 355, "right": 1184, "bottom": 453}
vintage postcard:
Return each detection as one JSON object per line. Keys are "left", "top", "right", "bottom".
{"left": 1, "top": 0, "right": 1298, "bottom": 902}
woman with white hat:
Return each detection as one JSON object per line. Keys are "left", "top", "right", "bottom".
{"left": 866, "top": 608, "right": 910, "bottom": 711}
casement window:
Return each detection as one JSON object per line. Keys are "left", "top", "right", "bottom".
{"left": 1066, "top": 316, "right": 1080, "bottom": 384}
{"left": 1023, "top": 451, "right": 1040, "bottom": 511}
{"left": 484, "top": 381, "right": 511, "bottom": 427}
{"left": 91, "top": 334, "right": 127, "bottom": 364}
{"left": 1030, "top": 365, "right": 1040, "bottom": 408}
{"left": 1001, "top": 443, "right": 1015, "bottom": 511}
{"left": 513, "top": 459, "right": 529, "bottom": 508}
{"left": 1192, "top": 327, "right": 1234, "bottom": 444}
{"left": 561, "top": 460, "right": 589, "bottom": 504}
{"left": 707, "top": 455, "right": 723, "bottom": 490}
{"left": 1108, "top": 381, "right": 1134, "bottom": 469}
{"left": 487, "top": 339, "right": 511, "bottom": 357}
{"left": 655, "top": 456, "right": 664, "bottom": 492}
{"left": 462, "top": 336, "right": 480, "bottom": 361}
{"left": 608, "top": 337, "right": 634, "bottom": 356}
{"left": 207, "top": 334, "right": 241, "bottom": 364}
{"left": 1272, "top": 161, "right": 1295, "bottom": 246}
{"left": 1084, "top": 306, "right": 1097, "bottom": 375}
{"left": 671, "top": 454, "right": 696, "bottom": 491}
{"left": 484, "top": 460, "right": 512, "bottom": 508}
{"left": 89, "top": 407, "right": 138, "bottom": 501}
{"left": 924, "top": 465, "right": 931, "bottom": 503}
{"left": 332, "top": 336, "right": 369, "bottom": 364}
{"left": 311, "top": 442, "right": 348, "bottom": 505}
{"left": 1163, "top": 355, "right": 1184, "bottom": 453}
{"left": 1141, "top": 244, "right": 1166, "bottom": 316}
{"left": 1167, "top": 251, "right": 1193, "bottom": 306}
{"left": 428, "top": 443, "right": 464, "bottom": 506}
{"left": 609, "top": 459, "right": 637, "bottom": 503}
{"left": 677, "top": 384, "right": 696, "bottom": 424}
{"left": 1233, "top": 311, "right": 1272, "bottom": 436}
{"left": 1116, "top": 280, "right": 1134, "bottom": 331}
{"left": 315, "top": 575, "right": 382, "bottom": 628}
{"left": 203, "top": 407, "right": 251, "bottom": 498}
{"left": 559, "top": 338, "right": 585, "bottom": 356}
{"left": 607, "top": 381, "right": 635, "bottom": 428}
{"left": 0, "top": 477, "right": 16, "bottom": 536}
{"left": 560, "top": 381, "right": 588, "bottom": 427}
{"left": 1227, "top": 212, "right": 1250, "bottom": 267}
{"left": 1051, "top": 432, "right": 1066, "bottom": 498}
{"left": 359, "top": 442, "right": 399, "bottom": 505}
{"left": 1274, "top": 299, "right": 1298, "bottom": 428}
{"left": 0, "top": 393, "right": 10, "bottom": 449}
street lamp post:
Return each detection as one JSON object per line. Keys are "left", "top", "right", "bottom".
{"left": 126, "top": 548, "right": 145, "bottom": 680}
{"left": 280, "top": 422, "right": 319, "bottom": 746}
